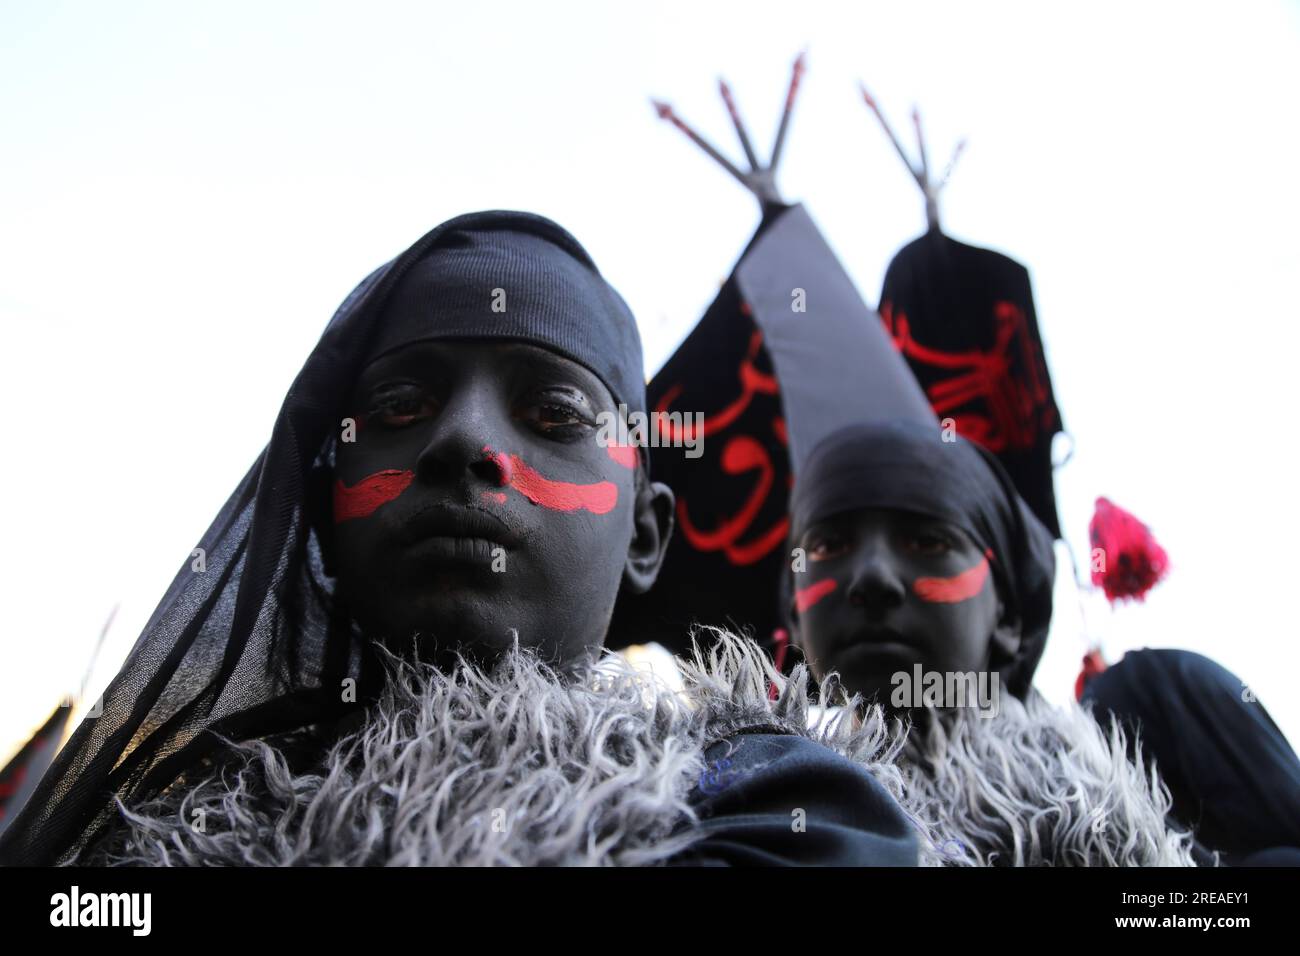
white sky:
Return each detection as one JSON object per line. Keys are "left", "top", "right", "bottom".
{"left": 2, "top": 0, "right": 1298, "bottom": 762}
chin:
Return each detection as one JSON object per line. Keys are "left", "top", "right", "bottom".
{"left": 833, "top": 667, "right": 903, "bottom": 704}
{"left": 362, "top": 592, "right": 508, "bottom": 658}
{"left": 818, "top": 646, "right": 922, "bottom": 698}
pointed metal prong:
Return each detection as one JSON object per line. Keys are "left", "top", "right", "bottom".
{"left": 719, "top": 78, "right": 761, "bottom": 171}
{"left": 912, "top": 106, "right": 930, "bottom": 185}
{"left": 651, "top": 98, "right": 751, "bottom": 188}
{"left": 936, "top": 138, "right": 967, "bottom": 191}
{"left": 861, "top": 82, "right": 918, "bottom": 182}
{"left": 769, "top": 49, "right": 806, "bottom": 175}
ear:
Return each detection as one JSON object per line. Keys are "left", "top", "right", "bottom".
{"left": 622, "top": 471, "right": 675, "bottom": 595}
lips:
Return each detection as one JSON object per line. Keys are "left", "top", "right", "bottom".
{"left": 830, "top": 628, "right": 916, "bottom": 662}
{"left": 399, "top": 503, "right": 524, "bottom": 552}
{"left": 405, "top": 535, "right": 506, "bottom": 565}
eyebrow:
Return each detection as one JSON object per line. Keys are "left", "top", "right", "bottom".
{"left": 353, "top": 341, "right": 613, "bottom": 407}
{"left": 897, "top": 515, "right": 978, "bottom": 552}
{"left": 496, "top": 344, "right": 615, "bottom": 409}
{"left": 894, "top": 512, "right": 958, "bottom": 534}
{"left": 800, "top": 521, "right": 844, "bottom": 542}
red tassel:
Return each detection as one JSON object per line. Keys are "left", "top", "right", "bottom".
{"left": 1088, "top": 496, "right": 1169, "bottom": 604}
{"left": 1074, "top": 648, "right": 1108, "bottom": 701}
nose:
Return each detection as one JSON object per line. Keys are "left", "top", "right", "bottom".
{"left": 845, "top": 540, "right": 907, "bottom": 616}
{"left": 412, "top": 377, "right": 511, "bottom": 489}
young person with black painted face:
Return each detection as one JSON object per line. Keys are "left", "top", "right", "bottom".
{"left": 1, "top": 212, "right": 918, "bottom": 867}
{"left": 782, "top": 419, "right": 1199, "bottom": 866}
{"left": 787, "top": 421, "right": 1050, "bottom": 714}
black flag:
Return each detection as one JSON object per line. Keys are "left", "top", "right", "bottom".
{"left": 611, "top": 204, "right": 934, "bottom": 652}
{"left": 618, "top": 58, "right": 935, "bottom": 653}
{"left": 879, "top": 230, "right": 1064, "bottom": 537}
{"left": 857, "top": 89, "right": 1065, "bottom": 537}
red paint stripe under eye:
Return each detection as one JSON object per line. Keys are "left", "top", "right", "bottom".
{"left": 333, "top": 469, "right": 415, "bottom": 522}
{"left": 913, "top": 553, "right": 991, "bottom": 603}
{"left": 794, "top": 578, "right": 837, "bottom": 613}
{"left": 482, "top": 445, "right": 619, "bottom": 515}
{"left": 507, "top": 454, "right": 618, "bottom": 514}
{"left": 605, "top": 441, "right": 637, "bottom": 469}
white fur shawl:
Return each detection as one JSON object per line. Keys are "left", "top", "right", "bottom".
{"left": 69, "top": 631, "right": 1197, "bottom": 867}
{"left": 892, "top": 691, "right": 1201, "bottom": 866}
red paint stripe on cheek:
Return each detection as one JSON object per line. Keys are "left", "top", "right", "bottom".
{"left": 605, "top": 441, "right": 637, "bottom": 469}
{"left": 795, "top": 578, "right": 837, "bottom": 613}
{"left": 506, "top": 454, "right": 618, "bottom": 515}
{"left": 914, "top": 555, "right": 991, "bottom": 603}
{"left": 333, "top": 469, "right": 414, "bottom": 522}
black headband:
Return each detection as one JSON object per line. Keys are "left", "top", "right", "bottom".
{"left": 364, "top": 212, "right": 647, "bottom": 417}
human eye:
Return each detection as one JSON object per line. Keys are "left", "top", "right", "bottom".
{"left": 519, "top": 386, "right": 597, "bottom": 440}
{"left": 806, "top": 531, "right": 848, "bottom": 562}
{"left": 367, "top": 384, "right": 438, "bottom": 428}
{"left": 905, "top": 529, "right": 956, "bottom": 556}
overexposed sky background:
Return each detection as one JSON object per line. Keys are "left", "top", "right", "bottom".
{"left": 2, "top": 0, "right": 1298, "bottom": 762}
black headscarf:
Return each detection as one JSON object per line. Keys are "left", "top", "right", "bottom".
{"left": 0, "top": 210, "right": 645, "bottom": 866}
{"left": 786, "top": 419, "right": 1056, "bottom": 699}
{"left": 368, "top": 221, "right": 646, "bottom": 414}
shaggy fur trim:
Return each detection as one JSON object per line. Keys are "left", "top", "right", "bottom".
{"left": 898, "top": 693, "right": 1201, "bottom": 866}
{"left": 78, "top": 643, "right": 702, "bottom": 866}
{"left": 676, "top": 629, "right": 1198, "bottom": 867}
{"left": 73, "top": 632, "right": 910, "bottom": 866}
{"left": 70, "top": 630, "right": 1196, "bottom": 867}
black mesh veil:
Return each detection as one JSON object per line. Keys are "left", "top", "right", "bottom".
{"left": 1, "top": 210, "right": 605, "bottom": 866}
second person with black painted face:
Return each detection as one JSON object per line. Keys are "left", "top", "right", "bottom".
{"left": 783, "top": 419, "right": 1199, "bottom": 866}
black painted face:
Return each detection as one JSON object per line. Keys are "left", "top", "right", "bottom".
{"left": 789, "top": 507, "right": 1009, "bottom": 706}
{"left": 329, "top": 339, "right": 673, "bottom": 672}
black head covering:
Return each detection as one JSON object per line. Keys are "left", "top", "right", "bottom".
{"left": 368, "top": 223, "right": 645, "bottom": 413}
{"left": 0, "top": 210, "right": 645, "bottom": 865}
{"left": 786, "top": 419, "right": 1056, "bottom": 699}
